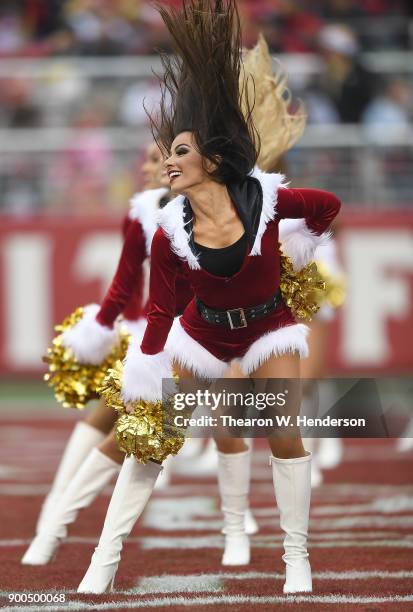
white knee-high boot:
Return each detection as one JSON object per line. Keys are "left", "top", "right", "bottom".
{"left": 77, "top": 456, "right": 162, "bottom": 594}
{"left": 217, "top": 449, "right": 251, "bottom": 566}
{"left": 303, "top": 437, "right": 323, "bottom": 487}
{"left": 243, "top": 439, "right": 258, "bottom": 535}
{"left": 21, "top": 448, "right": 120, "bottom": 565}
{"left": 270, "top": 452, "right": 312, "bottom": 594}
{"left": 36, "top": 422, "right": 105, "bottom": 533}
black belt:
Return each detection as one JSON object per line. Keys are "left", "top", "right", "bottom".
{"left": 196, "top": 289, "right": 281, "bottom": 330}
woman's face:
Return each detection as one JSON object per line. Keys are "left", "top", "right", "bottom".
{"left": 142, "top": 142, "right": 164, "bottom": 189}
{"left": 164, "top": 131, "right": 213, "bottom": 194}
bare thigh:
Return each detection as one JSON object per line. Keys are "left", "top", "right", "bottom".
{"left": 172, "top": 361, "right": 248, "bottom": 455}
{"left": 97, "top": 425, "right": 125, "bottom": 464}
{"left": 84, "top": 398, "right": 118, "bottom": 434}
{"left": 250, "top": 352, "right": 305, "bottom": 459}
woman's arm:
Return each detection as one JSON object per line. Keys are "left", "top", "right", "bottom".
{"left": 122, "top": 227, "right": 181, "bottom": 402}
{"left": 276, "top": 187, "right": 341, "bottom": 270}
{"left": 62, "top": 220, "right": 146, "bottom": 364}
{"left": 140, "top": 228, "right": 179, "bottom": 354}
{"left": 96, "top": 220, "right": 146, "bottom": 327}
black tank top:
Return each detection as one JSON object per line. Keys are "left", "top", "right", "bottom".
{"left": 193, "top": 233, "right": 247, "bottom": 277}
{"left": 184, "top": 175, "right": 263, "bottom": 278}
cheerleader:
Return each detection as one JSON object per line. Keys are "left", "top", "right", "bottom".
{"left": 209, "top": 35, "right": 309, "bottom": 566}
{"left": 21, "top": 143, "right": 193, "bottom": 564}
{"left": 76, "top": 0, "right": 340, "bottom": 595}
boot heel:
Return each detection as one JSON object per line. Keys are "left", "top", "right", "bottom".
{"left": 77, "top": 562, "right": 118, "bottom": 594}
{"left": 107, "top": 572, "right": 116, "bottom": 593}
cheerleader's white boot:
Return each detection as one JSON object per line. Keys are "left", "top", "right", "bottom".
{"left": 303, "top": 438, "right": 323, "bottom": 487}
{"left": 396, "top": 416, "right": 413, "bottom": 452}
{"left": 218, "top": 449, "right": 251, "bottom": 566}
{"left": 36, "top": 422, "right": 105, "bottom": 533}
{"left": 154, "top": 455, "right": 173, "bottom": 490}
{"left": 77, "top": 456, "right": 162, "bottom": 594}
{"left": 245, "top": 507, "right": 259, "bottom": 535}
{"left": 270, "top": 452, "right": 312, "bottom": 594}
{"left": 318, "top": 438, "right": 343, "bottom": 470}
{"left": 21, "top": 449, "right": 120, "bottom": 565}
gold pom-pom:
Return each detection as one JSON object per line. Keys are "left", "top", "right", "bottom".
{"left": 280, "top": 255, "right": 326, "bottom": 321}
{"left": 315, "top": 261, "right": 347, "bottom": 309}
{"left": 103, "top": 362, "right": 186, "bottom": 464}
{"left": 98, "top": 360, "right": 127, "bottom": 415}
{"left": 43, "top": 307, "right": 130, "bottom": 410}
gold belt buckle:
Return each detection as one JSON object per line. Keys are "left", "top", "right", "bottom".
{"left": 227, "top": 308, "right": 247, "bottom": 330}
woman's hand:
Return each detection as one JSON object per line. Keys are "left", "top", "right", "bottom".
{"left": 125, "top": 402, "right": 135, "bottom": 414}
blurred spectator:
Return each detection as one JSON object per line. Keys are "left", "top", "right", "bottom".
{"left": 256, "top": 0, "right": 323, "bottom": 54}
{"left": 0, "top": 77, "right": 41, "bottom": 127}
{"left": 302, "top": 88, "right": 340, "bottom": 124}
{"left": 360, "top": 77, "right": 413, "bottom": 203}
{"left": 118, "top": 78, "right": 162, "bottom": 126}
{"left": 0, "top": 11, "right": 25, "bottom": 54}
{"left": 362, "top": 77, "right": 412, "bottom": 140}
{"left": 316, "top": 24, "right": 375, "bottom": 123}
{"left": 64, "top": 0, "right": 138, "bottom": 56}
{"left": 319, "top": 0, "right": 409, "bottom": 50}
{"left": 0, "top": 0, "right": 410, "bottom": 58}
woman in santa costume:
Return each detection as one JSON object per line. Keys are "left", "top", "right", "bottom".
{"left": 75, "top": 0, "right": 340, "bottom": 595}
{"left": 21, "top": 137, "right": 257, "bottom": 566}
{"left": 21, "top": 143, "right": 193, "bottom": 564}
{"left": 210, "top": 33, "right": 309, "bottom": 568}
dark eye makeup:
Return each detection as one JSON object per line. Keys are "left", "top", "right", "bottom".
{"left": 175, "top": 145, "right": 190, "bottom": 155}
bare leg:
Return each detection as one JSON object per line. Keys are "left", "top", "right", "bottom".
{"left": 85, "top": 398, "right": 118, "bottom": 435}
{"left": 214, "top": 362, "right": 250, "bottom": 454}
{"left": 97, "top": 428, "right": 125, "bottom": 465}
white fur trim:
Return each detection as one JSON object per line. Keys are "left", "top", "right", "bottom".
{"left": 279, "top": 218, "right": 331, "bottom": 271}
{"left": 121, "top": 344, "right": 172, "bottom": 402}
{"left": 129, "top": 187, "right": 168, "bottom": 256}
{"left": 166, "top": 319, "right": 227, "bottom": 379}
{"left": 249, "top": 167, "right": 287, "bottom": 256}
{"left": 61, "top": 304, "right": 118, "bottom": 365}
{"left": 238, "top": 323, "right": 309, "bottom": 375}
{"left": 157, "top": 169, "right": 286, "bottom": 268}
{"left": 157, "top": 195, "right": 200, "bottom": 269}
{"left": 315, "top": 239, "right": 342, "bottom": 277}
{"left": 121, "top": 318, "right": 147, "bottom": 343}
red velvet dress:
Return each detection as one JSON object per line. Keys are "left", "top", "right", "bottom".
{"left": 137, "top": 171, "right": 340, "bottom": 377}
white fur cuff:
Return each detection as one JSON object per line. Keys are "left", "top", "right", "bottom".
{"left": 61, "top": 304, "right": 118, "bottom": 365}
{"left": 279, "top": 219, "right": 330, "bottom": 271}
{"left": 121, "top": 344, "right": 173, "bottom": 403}
{"left": 121, "top": 318, "right": 147, "bottom": 344}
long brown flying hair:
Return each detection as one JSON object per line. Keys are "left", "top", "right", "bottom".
{"left": 149, "top": 0, "right": 260, "bottom": 185}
